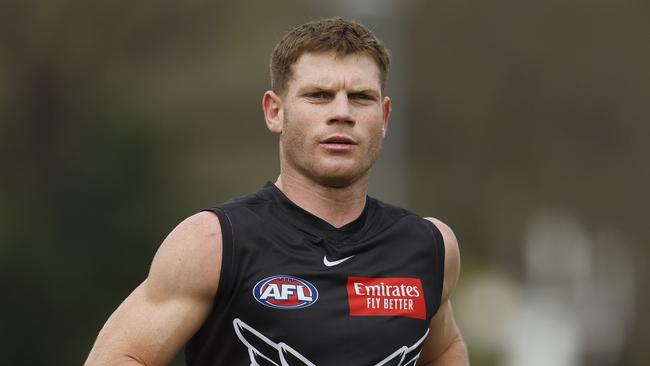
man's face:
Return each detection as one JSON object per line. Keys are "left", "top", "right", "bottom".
{"left": 270, "top": 51, "right": 391, "bottom": 188}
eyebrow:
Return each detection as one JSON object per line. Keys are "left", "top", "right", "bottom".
{"left": 297, "top": 84, "right": 380, "bottom": 98}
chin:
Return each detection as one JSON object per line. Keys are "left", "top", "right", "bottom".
{"left": 310, "top": 167, "right": 368, "bottom": 189}
{"left": 315, "top": 176, "right": 356, "bottom": 189}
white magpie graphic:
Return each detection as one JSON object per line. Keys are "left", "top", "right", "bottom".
{"left": 233, "top": 318, "right": 429, "bottom": 366}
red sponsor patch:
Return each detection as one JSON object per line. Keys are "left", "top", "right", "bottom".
{"left": 347, "top": 277, "right": 426, "bottom": 320}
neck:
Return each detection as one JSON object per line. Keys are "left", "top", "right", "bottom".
{"left": 275, "top": 172, "right": 368, "bottom": 228}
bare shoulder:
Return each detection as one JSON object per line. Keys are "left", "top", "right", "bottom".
{"left": 424, "top": 217, "right": 461, "bottom": 301}
{"left": 85, "top": 211, "right": 224, "bottom": 365}
{"left": 147, "top": 210, "right": 223, "bottom": 301}
{"left": 423, "top": 217, "right": 459, "bottom": 255}
{"left": 167, "top": 210, "right": 222, "bottom": 241}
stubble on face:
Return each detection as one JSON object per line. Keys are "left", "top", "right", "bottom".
{"left": 279, "top": 88, "right": 386, "bottom": 189}
{"left": 280, "top": 54, "right": 384, "bottom": 188}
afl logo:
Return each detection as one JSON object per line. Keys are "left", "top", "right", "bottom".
{"left": 253, "top": 275, "right": 318, "bottom": 309}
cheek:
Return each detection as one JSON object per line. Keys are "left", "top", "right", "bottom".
{"left": 285, "top": 109, "right": 319, "bottom": 142}
{"left": 281, "top": 124, "right": 301, "bottom": 149}
{"left": 281, "top": 113, "right": 313, "bottom": 153}
{"left": 364, "top": 117, "right": 386, "bottom": 143}
{"left": 361, "top": 120, "right": 387, "bottom": 158}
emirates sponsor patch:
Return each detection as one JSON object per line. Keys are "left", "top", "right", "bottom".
{"left": 347, "top": 276, "right": 426, "bottom": 319}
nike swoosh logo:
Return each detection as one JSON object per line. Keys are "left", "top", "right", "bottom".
{"left": 323, "top": 255, "right": 354, "bottom": 267}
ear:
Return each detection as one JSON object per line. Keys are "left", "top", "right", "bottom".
{"left": 381, "top": 96, "right": 391, "bottom": 138}
{"left": 262, "top": 90, "right": 283, "bottom": 134}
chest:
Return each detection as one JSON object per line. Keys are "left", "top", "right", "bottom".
{"left": 223, "top": 220, "right": 440, "bottom": 365}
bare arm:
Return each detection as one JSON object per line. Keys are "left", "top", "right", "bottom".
{"left": 85, "top": 211, "right": 222, "bottom": 366}
{"left": 417, "top": 218, "right": 469, "bottom": 366}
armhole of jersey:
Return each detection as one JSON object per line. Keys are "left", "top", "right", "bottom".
{"left": 201, "top": 207, "right": 235, "bottom": 311}
{"left": 425, "top": 219, "right": 446, "bottom": 317}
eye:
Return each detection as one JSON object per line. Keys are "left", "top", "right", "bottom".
{"left": 306, "top": 91, "right": 332, "bottom": 100}
{"left": 350, "top": 93, "right": 375, "bottom": 102}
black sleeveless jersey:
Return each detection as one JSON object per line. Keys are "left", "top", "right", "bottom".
{"left": 185, "top": 182, "right": 445, "bottom": 366}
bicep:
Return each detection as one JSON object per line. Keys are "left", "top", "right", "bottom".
{"left": 418, "top": 217, "right": 464, "bottom": 364}
{"left": 86, "top": 212, "right": 222, "bottom": 366}
{"left": 417, "top": 300, "right": 462, "bottom": 365}
{"left": 88, "top": 280, "right": 210, "bottom": 365}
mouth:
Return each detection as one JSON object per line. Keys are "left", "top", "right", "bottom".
{"left": 320, "top": 135, "right": 358, "bottom": 146}
{"left": 319, "top": 135, "right": 358, "bottom": 152}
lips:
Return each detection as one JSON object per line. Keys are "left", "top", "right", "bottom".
{"left": 320, "top": 135, "right": 357, "bottom": 145}
{"left": 319, "top": 135, "right": 358, "bottom": 152}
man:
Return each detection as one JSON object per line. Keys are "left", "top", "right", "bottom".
{"left": 86, "top": 17, "right": 468, "bottom": 365}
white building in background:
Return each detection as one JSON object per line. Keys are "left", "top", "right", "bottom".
{"left": 456, "top": 207, "right": 636, "bottom": 366}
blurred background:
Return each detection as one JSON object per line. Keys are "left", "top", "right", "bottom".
{"left": 1, "top": 0, "right": 648, "bottom": 365}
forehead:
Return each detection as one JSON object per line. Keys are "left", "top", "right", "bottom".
{"left": 287, "top": 52, "right": 381, "bottom": 92}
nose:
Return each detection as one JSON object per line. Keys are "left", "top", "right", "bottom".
{"left": 327, "top": 92, "right": 355, "bottom": 126}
